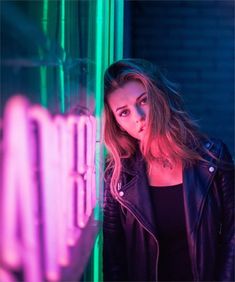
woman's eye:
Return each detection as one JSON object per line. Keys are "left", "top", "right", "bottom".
{"left": 140, "top": 97, "right": 148, "bottom": 105}
{"left": 119, "top": 110, "right": 129, "bottom": 117}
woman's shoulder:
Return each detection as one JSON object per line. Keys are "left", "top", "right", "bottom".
{"left": 104, "top": 156, "right": 114, "bottom": 181}
{"left": 199, "top": 137, "right": 234, "bottom": 169}
{"left": 104, "top": 150, "right": 142, "bottom": 181}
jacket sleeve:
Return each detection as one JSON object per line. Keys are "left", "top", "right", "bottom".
{"left": 216, "top": 142, "right": 234, "bottom": 281}
{"left": 103, "top": 176, "right": 128, "bottom": 281}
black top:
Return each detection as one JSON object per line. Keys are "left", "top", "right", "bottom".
{"left": 149, "top": 183, "right": 194, "bottom": 281}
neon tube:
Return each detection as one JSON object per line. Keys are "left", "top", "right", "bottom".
{"left": 59, "top": 0, "right": 66, "bottom": 113}
{"left": 54, "top": 116, "right": 70, "bottom": 266}
{"left": 115, "top": 0, "right": 124, "bottom": 59}
{"left": 1, "top": 96, "right": 42, "bottom": 282}
{"left": 39, "top": 0, "right": 49, "bottom": 107}
{"left": 1, "top": 95, "right": 97, "bottom": 281}
{"left": 109, "top": 0, "right": 114, "bottom": 63}
{"left": 66, "top": 116, "right": 79, "bottom": 246}
{"left": 76, "top": 175, "right": 87, "bottom": 228}
{"left": 29, "top": 106, "right": 60, "bottom": 281}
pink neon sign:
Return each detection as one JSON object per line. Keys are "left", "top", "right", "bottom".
{"left": 0, "top": 95, "right": 97, "bottom": 281}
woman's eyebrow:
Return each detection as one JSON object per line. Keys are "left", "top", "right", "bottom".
{"left": 136, "top": 92, "right": 147, "bottom": 101}
{"left": 115, "top": 92, "right": 146, "bottom": 112}
{"left": 116, "top": 105, "right": 127, "bottom": 112}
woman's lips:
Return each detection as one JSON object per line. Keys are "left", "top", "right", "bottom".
{"left": 139, "top": 125, "right": 146, "bottom": 133}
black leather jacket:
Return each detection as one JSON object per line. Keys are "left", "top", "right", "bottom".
{"left": 103, "top": 139, "right": 234, "bottom": 281}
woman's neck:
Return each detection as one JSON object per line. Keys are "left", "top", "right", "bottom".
{"left": 147, "top": 159, "right": 183, "bottom": 186}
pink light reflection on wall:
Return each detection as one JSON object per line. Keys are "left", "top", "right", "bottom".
{"left": 0, "top": 95, "right": 97, "bottom": 281}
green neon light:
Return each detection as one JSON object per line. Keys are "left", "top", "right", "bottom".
{"left": 59, "top": 66, "right": 65, "bottom": 113}
{"left": 95, "top": 0, "right": 103, "bottom": 121}
{"left": 92, "top": 1, "right": 124, "bottom": 281}
{"left": 60, "top": 0, "right": 65, "bottom": 49}
{"left": 87, "top": 0, "right": 95, "bottom": 109}
{"left": 115, "top": 0, "right": 124, "bottom": 60}
{"left": 103, "top": 0, "right": 109, "bottom": 69}
{"left": 109, "top": 0, "right": 114, "bottom": 63}
{"left": 59, "top": 0, "right": 65, "bottom": 113}
{"left": 93, "top": 0, "right": 104, "bottom": 281}
{"left": 42, "top": 0, "right": 49, "bottom": 33}
{"left": 39, "top": 0, "right": 49, "bottom": 107}
{"left": 93, "top": 231, "right": 103, "bottom": 282}
{"left": 94, "top": 0, "right": 103, "bottom": 214}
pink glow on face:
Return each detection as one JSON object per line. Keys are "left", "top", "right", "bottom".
{"left": 108, "top": 81, "right": 149, "bottom": 141}
{"left": 1, "top": 95, "right": 97, "bottom": 281}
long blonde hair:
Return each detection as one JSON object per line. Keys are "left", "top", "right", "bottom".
{"left": 104, "top": 59, "right": 206, "bottom": 197}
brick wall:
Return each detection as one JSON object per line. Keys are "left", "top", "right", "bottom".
{"left": 128, "top": 0, "right": 234, "bottom": 156}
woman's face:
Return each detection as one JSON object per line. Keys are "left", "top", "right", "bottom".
{"left": 108, "top": 81, "right": 149, "bottom": 141}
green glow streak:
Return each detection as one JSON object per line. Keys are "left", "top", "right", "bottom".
{"left": 92, "top": 1, "right": 124, "bottom": 281}
{"left": 40, "top": 0, "right": 49, "bottom": 107}
{"left": 109, "top": 0, "right": 114, "bottom": 63}
{"left": 94, "top": 0, "right": 103, "bottom": 215}
{"left": 103, "top": 0, "right": 110, "bottom": 69}
{"left": 93, "top": 1, "right": 104, "bottom": 281}
{"left": 60, "top": 0, "right": 65, "bottom": 112}
{"left": 87, "top": 1, "right": 95, "bottom": 108}
{"left": 115, "top": 0, "right": 124, "bottom": 59}
{"left": 60, "top": 0, "right": 65, "bottom": 49}
{"left": 93, "top": 231, "right": 102, "bottom": 282}
{"left": 95, "top": 0, "right": 103, "bottom": 121}
{"left": 42, "top": 0, "right": 49, "bottom": 33}
{"left": 59, "top": 67, "right": 65, "bottom": 113}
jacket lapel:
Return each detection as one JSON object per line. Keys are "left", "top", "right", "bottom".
{"left": 182, "top": 161, "right": 217, "bottom": 234}
{"left": 120, "top": 154, "right": 158, "bottom": 238}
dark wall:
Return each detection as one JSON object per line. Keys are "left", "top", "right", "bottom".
{"left": 128, "top": 0, "right": 234, "bottom": 156}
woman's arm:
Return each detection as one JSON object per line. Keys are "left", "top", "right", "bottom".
{"left": 103, "top": 177, "right": 128, "bottom": 281}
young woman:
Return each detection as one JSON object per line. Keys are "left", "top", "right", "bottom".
{"left": 102, "top": 59, "right": 234, "bottom": 281}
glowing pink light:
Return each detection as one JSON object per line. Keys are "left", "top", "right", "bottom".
{"left": 66, "top": 116, "right": 81, "bottom": 246}
{"left": 29, "top": 106, "right": 60, "bottom": 281}
{"left": 84, "top": 116, "right": 97, "bottom": 217}
{"left": 77, "top": 116, "right": 87, "bottom": 174}
{"left": 88, "top": 115, "right": 97, "bottom": 209}
{"left": 0, "top": 268, "right": 17, "bottom": 282}
{"left": 75, "top": 175, "right": 87, "bottom": 228}
{"left": 66, "top": 115, "right": 97, "bottom": 238}
{"left": 1, "top": 96, "right": 42, "bottom": 282}
{"left": 1, "top": 96, "right": 97, "bottom": 282}
{"left": 53, "top": 116, "right": 70, "bottom": 266}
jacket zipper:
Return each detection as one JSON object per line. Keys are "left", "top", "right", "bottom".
{"left": 116, "top": 190, "right": 160, "bottom": 281}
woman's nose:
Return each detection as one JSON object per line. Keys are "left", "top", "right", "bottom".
{"left": 134, "top": 107, "right": 145, "bottom": 123}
